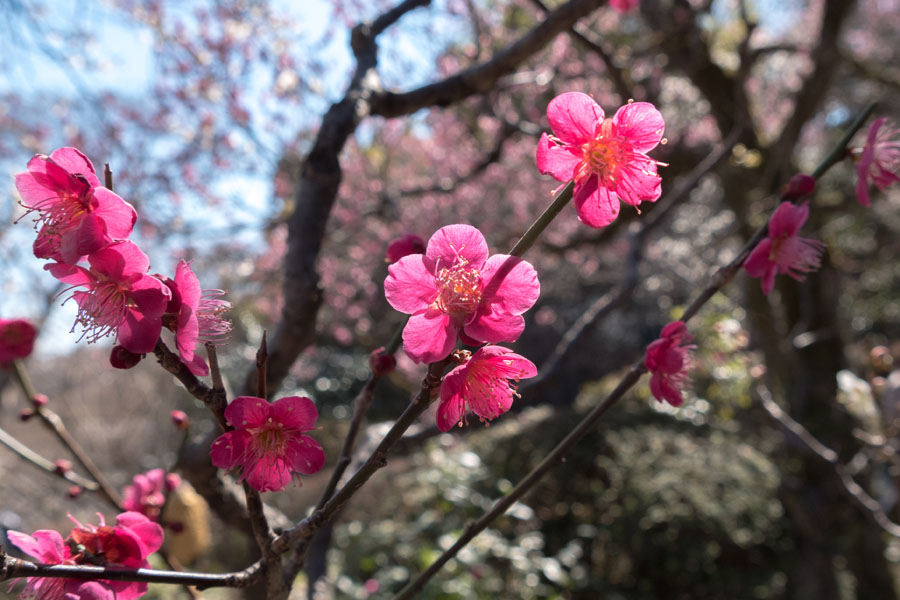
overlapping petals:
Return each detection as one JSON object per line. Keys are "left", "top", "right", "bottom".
{"left": 644, "top": 321, "right": 694, "bottom": 407}
{"left": 855, "top": 117, "right": 900, "bottom": 206}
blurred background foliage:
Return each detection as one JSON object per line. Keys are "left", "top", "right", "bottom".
{"left": 2, "top": 0, "right": 900, "bottom": 598}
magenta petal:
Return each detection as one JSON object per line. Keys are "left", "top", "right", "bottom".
{"left": 14, "top": 171, "right": 54, "bottom": 208}
{"left": 65, "top": 213, "right": 109, "bottom": 264}
{"left": 464, "top": 307, "right": 525, "bottom": 344}
{"left": 246, "top": 455, "right": 291, "bottom": 492}
{"left": 117, "top": 309, "right": 162, "bottom": 354}
{"left": 115, "top": 512, "right": 164, "bottom": 556}
{"left": 92, "top": 187, "right": 137, "bottom": 239}
{"left": 536, "top": 134, "right": 581, "bottom": 181}
{"left": 437, "top": 366, "right": 466, "bottom": 432}
{"left": 45, "top": 262, "right": 93, "bottom": 285}
{"left": 185, "top": 353, "right": 209, "bottom": 376}
{"left": 271, "top": 396, "right": 318, "bottom": 430}
{"left": 7, "top": 530, "right": 67, "bottom": 563}
{"left": 210, "top": 430, "right": 249, "bottom": 470}
{"left": 573, "top": 178, "right": 619, "bottom": 228}
{"left": 130, "top": 275, "right": 171, "bottom": 318}
{"left": 70, "top": 581, "right": 118, "bottom": 600}
{"left": 613, "top": 102, "right": 666, "bottom": 153}
{"left": 547, "top": 92, "right": 604, "bottom": 145}
{"left": 768, "top": 201, "right": 807, "bottom": 238}
{"left": 224, "top": 396, "right": 270, "bottom": 429}
{"left": 743, "top": 240, "right": 773, "bottom": 278}
{"left": 49, "top": 147, "right": 101, "bottom": 186}
{"left": 856, "top": 174, "right": 872, "bottom": 207}
{"left": 174, "top": 260, "right": 202, "bottom": 311}
{"left": 402, "top": 310, "right": 458, "bottom": 363}
{"left": 615, "top": 155, "right": 662, "bottom": 206}
{"left": 88, "top": 241, "right": 150, "bottom": 280}
{"left": 425, "top": 224, "right": 489, "bottom": 270}
{"left": 384, "top": 255, "right": 439, "bottom": 314}
{"left": 479, "top": 254, "right": 540, "bottom": 315}
{"left": 286, "top": 436, "right": 325, "bottom": 475}
{"left": 176, "top": 305, "right": 199, "bottom": 362}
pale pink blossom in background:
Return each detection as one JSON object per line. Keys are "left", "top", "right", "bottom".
{"left": 385, "top": 224, "right": 540, "bottom": 363}
{"left": 0, "top": 318, "right": 37, "bottom": 365}
{"left": 210, "top": 395, "right": 325, "bottom": 492}
{"left": 122, "top": 468, "right": 182, "bottom": 521}
{"left": 47, "top": 241, "right": 171, "bottom": 353}
{"left": 856, "top": 117, "right": 900, "bottom": 206}
{"left": 437, "top": 346, "right": 537, "bottom": 431}
{"left": 385, "top": 233, "right": 426, "bottom": 264}
{"left": 15, "top": 147, "right": 136, "bottom": 264}
{"left": 744, "top": 201, "right": 826, "bottom": 295}
{"left": 644, "top": 321, "right": 694, "bottom": 407}
{"left": 537, "top": 92, "right": 665, "bottom": 228}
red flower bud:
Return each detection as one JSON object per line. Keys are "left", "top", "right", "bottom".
{"left": 386, "top": 234, "right": 426, "bottom": 264}
{"left": 781, "top": 174, "right": 816, "bottom": 199}
{"left": 110, "top": 345, "right": 143, "bottom": 369}
{"left": 170, "top": 410, "right": 189, "bottom": 430}
{"left": 369, "top": 347, "right": 396, "bottom": 377}
{"left": 54, "top": 459, "right": 72, "bottom": 475}
{"left": 68, "top": 485, "right": 83, "bottom": 499}
{"left": 19, "top": 408, "right": 35, "bottom": 422}
{"left": 31, "top": 393, "right": 48, "bottom": 407}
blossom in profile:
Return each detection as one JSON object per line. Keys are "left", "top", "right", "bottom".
{"left": 855, "top": 117, "right": 900, "bottom": 206}
{"left": 437, "top": 346, "right": 537, "bottom": 431}
{"left": 384, "top": 224, "right": 540, "bottom": 363}
{"left": 7, "top": 512, "right": 163, "bottom": 600}
{"left": 744, "top": 201, "right": 825, "bottom": 295}
{"left": 122, "top": 468, "right": 182, "bottom": 521}
{"left": 644, "top": 321, "right": 694, "bottom": 407}
{"left": 210, "top": 396, "right": 325, "bottom": 492}
{"left": 15, "top": 147, "right": 137, "bottom": 264}
{"left": 537, "top": 92, "right": 665, "bottom": 228}
{"left": 163, "top": 260, "right": 232, "bottom": 376}
{"left": 386, "top": 233, "right": 426, "bottom": 264}
{"left": 46, "top": 241, "right": 171, "bottom": 353}
{"left": 0, "top": 318, "right": 37, "bottom": 365}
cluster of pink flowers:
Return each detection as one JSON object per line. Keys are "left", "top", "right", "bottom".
{"left": 644, "top": 321, "right": 695, "bottom": 407}
{"left": 15, "top": 148, "right": 230, "bottom": 374}
{"left": 122, "top": 468, "right": 182, "bottom": 522}
{"left": 210, "top": 395, "right": 325, "bottom": 492}
{"left": 7, "top": 512, "right": 163, "bottom": 600}
{"left": 0, "top": 318, "right": 37, "bottom": 366}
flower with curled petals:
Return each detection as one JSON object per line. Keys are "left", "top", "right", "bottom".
{"left": 644, "top": 321, "right": 694, "bottom": 407}
{"left": 46, "top": 241, "right": 171, "bottom": 353}
{"left": 14, "top": 147, "right": 137, "bottom": 265}
{"left": 855, "top": 117, "right": 900, "bottom": 206}
{"left": 437, "top": 346, "right": 537, "bottom": 431}
{"left": 744, "top": 201, "right": 825, "bottom": 296}
{"left": 384, "top": 224, "right": 540, "bottom": 364}
{"left": 537, "top": 92, "right": 666, "bottom": 228}
{"left": 210, "top": 396, "right": 325, "bottom": 492}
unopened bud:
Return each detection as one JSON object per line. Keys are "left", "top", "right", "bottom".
{"left": 110, "top": 345, "right": 143, "bottom": 369}
{"left": 165, "top": 521, "right": 185, "bottom": 534}
{"left": 369, "top": 347, "right": 396, "bottom": 377}
{"left": 782, "top": 174, "right": 816, "bottom": 200}
{"left": 19, "top": 408, "right": 35, "bottom": 421}
{"left": 170, "top": 410, "right": 189, "bottom": 430}
{"left": 54, "top": 459, "right": 72, "bottom": 475}
{"left": 31, "top": 393, "right": 48, "bottom": 407}
{"left": 165, "top": 473, "right": 182, "bottom": 492}
{"left": 68, "top": 485, "right": 83, "bottom": 499}
{"left": 386, "top": 234, "right": 426, "bottom": 264}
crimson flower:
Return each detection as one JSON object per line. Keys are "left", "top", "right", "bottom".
{"left": 15, "top": 147, "right": 137, "bottom": 264}
{"left": 644, "top": 321, "right": 695, "bottom": 407}
{"left": 855, "top": 117, "right": 900, "bottom": 206}
{"left": 437, "top": 346, "right": 537, "bottom": 431}
{"left": 537, "top": 92, "right": 665, "bottom": 228}
{"left": 163, "top": 260, "right": 232, "bottom": 375}
{"left": 210, "top": 396, "right": 325, "bottom": 492}
{"left": 0, "top": 318, "right": 37, "bottom": 366}
{"left": 385, "top": 224, "right": 540, "bottom": 363}
{"left": 744, "top": 201, "right": 825, "bottom": 295}
{"left": 47, "top": 241, "right": 171, "bottom": 353}
{"left": 7, "top": 512, "right": 163, "bottom": 600}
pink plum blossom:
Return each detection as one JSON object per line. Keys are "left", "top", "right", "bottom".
{"left": 122, "top": 468, "right": 182, "bottom": 521}
{"left": 855, "top": 117, "right": 900, "bottom": 206}
{"left": 0, "top": 318, "right": 37, "bottom": 366}
{"left": 536, "top": 92, "right": 665, "bottom": 228}
{"left": 210, "top": 395, "right": 325, "bottom": 492}
{"left": 437, "top": 346, "right": 537, "bottom": 431}
{"left": 163, "top": 260, "right": 232, "bottom": 375}
{"left": 7, "top": 512, "right": 162, "bottom": 600}
{"left": 15, "top": 147, "right": 137, "bottom": 264}
{"left": 744, "top": 201, "right": 826, "bottom": 295}
{"left": 610, "top": 0, "right": 639, "bottom": 12}
{"left": 384, "top": 224, "right": 540, "bottom": 363}
{"left": 46, "top": 241, "right": 171, "bottom": 353}
{"left": 386, "top": 234, "right": 426, "bottom": 263}
{"left": 644, "top": 321, "right": 695, "bottom": 407}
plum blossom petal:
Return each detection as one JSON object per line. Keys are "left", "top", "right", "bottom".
{"left": 425, "top": 223, "right": 489, "bottom": 269}
{"left": 385, "top": 256, "right": 439, "bottom": 314}
{"left": 644, "top": 321, "right": 694, "bottom": 407}
{"left": 572, "top": 177, "right": 619, "bottom": 228}
{"left": 402, "top": 310, "right": 458, "bottom": 364}
{"left": 855, "top": 117, "right": 900, "bottom": 206}
{"left": 546, "top": 92, "right": 604, "bottom": 145}
{"left": 479, "top": 254, "right": 540, "bottom": 316}
{"left": 536, "top": 134, "right": 581, "bottom": 181}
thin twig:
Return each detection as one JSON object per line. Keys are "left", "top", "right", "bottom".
{"left": 0, "top": 425, "right": 98, "bottom": 490}
{"left": 256, "top": 331, "right": 268, "bottom": 399}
